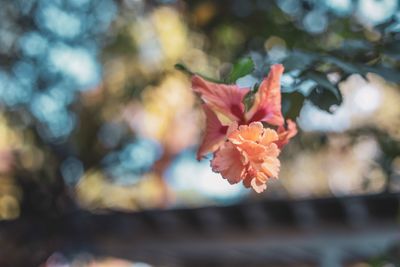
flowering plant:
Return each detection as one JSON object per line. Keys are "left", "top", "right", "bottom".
{"left": 180, "top": 62, "right": 297, "bottom": 193}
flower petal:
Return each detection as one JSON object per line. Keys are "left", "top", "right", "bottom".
{"left": 192, "top": 75, "right": 250, "bottom": 121}
{"left": 243, "top": 175, "right": 267, "bottom": 193}
{"left": 211, "top": 142, "right": 246, "bottom": 184}
{"left": 260, "top": 153, "right": 280, "bottom": 178}
{"left": 245, "top": 64, "right": 284, "bottom": 126}
{"left": 260, "top": 128, "right": 279, "bottom": 146}
{"left": 197, "top": 104, "right": 228, "bottom": 160}
{"left": 236, "top": 140, "right": 266, "bottom": 163}
{"left": 275, "top": 119, "right": 298, "bottom": 149}
{"left": 228, "top": 122, "right": 265, "bottom": 145}
{"left": 250, "top": 178, "right": 267, "bottom": 193}
{"left": 223, "top": 123, "right": 281, "bottom": 193}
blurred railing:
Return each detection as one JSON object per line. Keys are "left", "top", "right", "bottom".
{"left": 1, "top": 192, "right": 399, "bottom": 266}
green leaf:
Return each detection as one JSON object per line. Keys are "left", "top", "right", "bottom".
{"left": 243, "top": 90, "right": 255, "bottom": 112}
{"left": 334, "top": 39, "right": 374, "bottom": 59}
{"left": 174, "top": 63, "right": 222, "bottom": 83}
{"left": 363, "top": 65, "right": 400, "bottom": 83}
{"left": 282, "top": 91, "right": 306, "bottom": 119}
{"left": 226, "top": 57, "right": 254, "bottom": 84}
{"left": 282, "top": 50, "right": 316, "bottom": 72}
{"left": 303, "top": 71, "right": 342, "bottom": 100}
{"left": 323, "top": 56, "right": 367, "bottom": 78}
{"left": 174, "top": 63, "right": 194, "bottom": 75}
{"left": 308, "top": 86, "right": 342, "bottom": 113}
{"left": 303, "top": 71, "right": 343, "bottom": 113}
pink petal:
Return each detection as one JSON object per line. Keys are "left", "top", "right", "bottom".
{"left": 211, "top": 142, "right": 246, "bottom": 184}
{"left": 275, "top": 119, "right": 298, "bottom": 149}
{"left": 245, "top": 64, "right": 284, "bottom": 126}
{"left": 226, "top": 121, "right": 239, "bottom": 136}
{"left": 192, "top": 75, "right": 250, "bottom": 122}
{"left": 197, "top": 104, "right": 228, "bottom": 160}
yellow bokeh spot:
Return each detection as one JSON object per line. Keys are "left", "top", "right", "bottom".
{"left": 0, "top": 194, "right": 20, "bottom": 220}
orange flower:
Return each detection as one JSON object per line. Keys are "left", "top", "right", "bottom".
{"left": 211, "top": 141, "right": 247, "bottom": 185}
{"left": 211, "top": 122, "right": 280, "bottom": 193}
{"left": 191, "top": 64, "right": 297, "bottom": 193}
{"left": 194, "top": 64, "right": 291, "bottom": 160}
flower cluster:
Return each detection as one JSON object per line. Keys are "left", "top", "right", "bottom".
{"left": 192, "top": 64, "right": 297, "bottom": 193}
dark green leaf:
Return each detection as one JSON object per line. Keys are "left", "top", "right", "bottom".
{"left": 334, "top": 39, "right": 374, "bottom": 58}
{"left": 282, "top": 50, "right": 316, "bottom": 72}
{"left": 303, "top": 71, "right": 342, "bottom": 101}
{"left": 226, "top": 57, "right": 254, "bottom": 84}
{"left": 282, "top": 91, "right": 306, "bottom": 119}
{"left": 363, "top": 65, "right": 400, "bottom": 83}
{"left": 308, "top": 86, "right": 342, "bottom": 113}
{"left": 323, "top": 56, "right": 367, "bottom": 78}
{"left": 301, "top": 70, "right": 343, "bottom": 113}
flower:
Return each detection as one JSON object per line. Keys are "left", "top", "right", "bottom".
{"left": 196, "top": 104, "right": 229, "bottom": 160}
{"left": 211, "top": 122, "right": 280, "bottom": 193}
{"left": 192, "top": 75, "right": 250, "bottom": 122}
{"left": 193, "top": 64, "right": 294, "bottom": 158}
{"left": 191, "top": 64, "right": 297, "bottom": 193}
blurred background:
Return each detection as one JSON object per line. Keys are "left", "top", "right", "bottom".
{"left": 0, "top": 0, "right": 399, "bottom": 266}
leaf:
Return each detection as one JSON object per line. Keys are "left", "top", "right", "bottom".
{"left": 174, "top": 63, "right": 194, "bottom": 75}
{"left": 308, "top": 86, "right": 342, "bottom": 113}
{"left": 303, "top": 71, "right": 342, "bottom": 100}
{"left": 226, "top": 57, "right": 254, "bottom": 84}
{"left": 174, "top": 63, "right": 222, "bottom": 83}
{"left": 323, "top": 56, "right": 367, "bottom": 78}
{"left": 242, "top": 83, "right": 260, "bottom": 112}
{"left": 363, "top": 65, "right": 400, "bottom": 83}
{"left": 334, "top": 39, "right": 374, "bottom": 59}
{"left": 282, "top": 91, "right": 306, "bottom": 119}
{"left": 243, "top": 90, "right": 255, "bottom": 112}
{"left": 303, "top": 71, "right": 342, "bottom": 113}
{"left": 382, "top": 41, "right": 400, "bottom": 60}
{"left": 282, "top": 50, "right": 316, "bottom": 72}
{"left": 375, "top": 17, "right": 397, "bottom": 33}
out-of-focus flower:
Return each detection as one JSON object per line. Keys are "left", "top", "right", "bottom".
{"left": 191, "top": 64, "right": 297, "bottom": 193}
{"left": 212, "top": 122, "right": 280, "bottom": 193}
